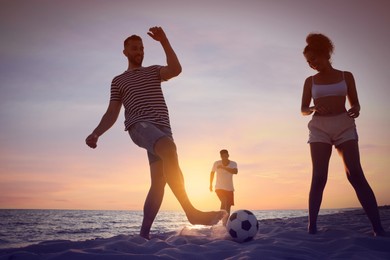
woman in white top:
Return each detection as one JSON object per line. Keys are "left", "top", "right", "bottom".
{"left": 301, "top": 33, "right": 385, "bottom": 236}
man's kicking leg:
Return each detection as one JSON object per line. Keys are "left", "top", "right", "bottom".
{"left": 154, "top": 136, "right": 226, "bottom": 225}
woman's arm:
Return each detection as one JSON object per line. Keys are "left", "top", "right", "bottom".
{"left": 345, "top": 71, "right": 361, "bottom": 118}
{"left": 301, "top": 77, "right": 315, "bottom": 115}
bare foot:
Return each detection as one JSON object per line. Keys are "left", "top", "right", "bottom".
{"left": 374, "top": 229, "right": 386, "bottom": 237}
{"left": 187, "top": 210, "right": 228, "bottom": 225}
{"left": 308, "top": 224, "right": 317, "bottom": 234}
{"left": 139, "top": 233, "right": 150, "bottom": 240}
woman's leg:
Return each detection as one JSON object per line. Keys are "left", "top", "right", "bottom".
{"left": 308, "top": 142, "right": 332, "bottom": 234}
{"left": 337, "top": 140, "right": 385, "bottom": 236}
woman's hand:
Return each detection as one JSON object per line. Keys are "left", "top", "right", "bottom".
{"left": 347, "top": 106, "right": 360, "bottom": 118}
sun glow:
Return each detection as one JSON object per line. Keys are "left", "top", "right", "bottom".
{"left": 1, "top": 0, "right": 389, "bottom": 212}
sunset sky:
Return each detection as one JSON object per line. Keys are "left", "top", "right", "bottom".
{"left": 1, "top": 0, "right": 389, "bottom": 212}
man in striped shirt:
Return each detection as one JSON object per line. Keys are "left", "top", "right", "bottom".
{"left": 86, "top": 26, "right": 226, "bottom": 239}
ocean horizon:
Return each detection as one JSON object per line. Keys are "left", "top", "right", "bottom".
{"left": 0, "top": 208, "right": 355, "bottom": 249}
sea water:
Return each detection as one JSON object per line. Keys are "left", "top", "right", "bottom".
{"left": 0, "top": 208, "right": 349, "bottom": 249}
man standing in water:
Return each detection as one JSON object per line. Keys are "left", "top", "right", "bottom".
{"left": 86, "top": 26, "right": 225, "bottom": 239}
{"left": 210, "top": 149, "right": 238, "bottom": 225}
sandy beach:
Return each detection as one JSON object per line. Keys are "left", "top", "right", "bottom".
{"left": 0, "top": 207, "right": 389, "bottom": 260}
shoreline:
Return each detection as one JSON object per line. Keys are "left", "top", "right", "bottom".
{"left": 0, "top": 207, "right": 389, "bottom": 259}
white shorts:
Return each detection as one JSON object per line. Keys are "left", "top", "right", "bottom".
{"left": 308, "top": 113, "right": 358, "bottom": 147}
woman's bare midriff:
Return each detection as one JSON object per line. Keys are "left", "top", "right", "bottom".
{"left": 313, "top": 96, "right": 347, "bottom": 116}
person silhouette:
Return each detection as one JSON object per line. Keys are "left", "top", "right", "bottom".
{"left": 300, "top": 33, "right": 385, "bottom": 236}
{"left": 209, "top": 149, "right": 238, "bottom": 225}
{"left": 86, "top": 26, "right": 226, "bottom": 239}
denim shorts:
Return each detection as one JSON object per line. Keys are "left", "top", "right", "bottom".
{"left": 308, "top": 113, "right": 358, "bottom": 147}
{"left": 128, "top": 122, "right": 173, "bottom": 164}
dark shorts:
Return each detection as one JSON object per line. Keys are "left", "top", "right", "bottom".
{"left": 128, "top": 122, "right": 173, "bottom": 164}
{"left": 215, "top": 189, "right": 234, "bottom": 206}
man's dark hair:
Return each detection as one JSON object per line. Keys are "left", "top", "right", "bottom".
{"left": 220, "top": 149, "right": 229, "bottom": 155}
{"left": 124, "top": 35, "right": 142, "bottom": 47}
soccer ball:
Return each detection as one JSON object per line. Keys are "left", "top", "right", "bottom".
{"left": 226, "top": 210, "right": 259, "bottom": 242}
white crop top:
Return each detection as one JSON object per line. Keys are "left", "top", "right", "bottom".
{"left": 312, "top": 72, "right": 347, "bottom": 99}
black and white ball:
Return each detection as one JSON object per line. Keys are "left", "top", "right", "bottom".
{"left": 226, "top": 210, "right": 259, "bottom": 242}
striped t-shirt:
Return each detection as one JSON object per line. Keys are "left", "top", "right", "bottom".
{"left": 110, "top": 65, "right": 171, "bottom": 130}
